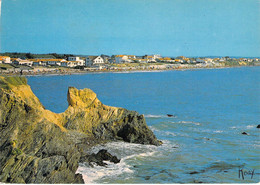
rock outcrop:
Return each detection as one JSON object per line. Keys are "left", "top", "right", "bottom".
{"left": 0, "top": 76, "right": 161, "bottom": 183}
{"left": 80, "top": 149, "right": 120, "bottom": 167}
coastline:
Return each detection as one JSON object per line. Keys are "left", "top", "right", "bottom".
{"left": 0, "top": 65, "right": 256, "bottom": 77}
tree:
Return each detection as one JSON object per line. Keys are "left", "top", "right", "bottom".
{"left": 25, "top": 53, "right": 34, "bottom": 59}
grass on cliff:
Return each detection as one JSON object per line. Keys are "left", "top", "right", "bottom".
{"left": 0, "top": 76, "right": 27, "bottom": 90}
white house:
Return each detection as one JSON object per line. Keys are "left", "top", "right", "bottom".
{"left": 45, "top": 59, "right": 66, "bottom": 66}
{"left": 115, "top": 55, "right": 136, "bottom": 63}
{"left": 29, "top": 59, "right": 66, "bottom": 66}
{"left": 67, "top": 56, "right": 85, "bottom": 65}
{"left": 86, "top": 56, "right": 105, "bottom": 66}
{"left": 0, "top": 56, "right": 11, "bottom": 64}
{"left": 68, "top": 56, "right": 79, "bottom": 61}
{"left": 13, "top": 60, "right": 33, "bottom": 66}
{"left": 60, "top": 61, "right": 81, "bottom": 68}
{"left": 143, "top": 54, "right": 161, "bottom": 62}
{"left": 30, "top": 59, "right": 47, "bottom": 66}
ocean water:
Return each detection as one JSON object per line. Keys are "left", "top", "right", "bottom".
{"left": 27, "top": 67, "right": 260, "bottom": 183}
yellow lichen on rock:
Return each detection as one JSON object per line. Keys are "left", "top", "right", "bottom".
{"left": 67, "top": 87, "right": 97, "bottom": 108}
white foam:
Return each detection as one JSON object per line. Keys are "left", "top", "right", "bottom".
{"left": 170, "top": 121, "right": 201, "bottom": 125}
{"left": 144, "top": 114, "right": 177, "bottom": 118}
{"left": 246, "top": 125, "right": 255, "bottom": 129}
{"left": 165, "top": 131, "right": 177, "bottom": 136}
{"left": 76, "top": 142, "right": 160, "bottom": 183}
{"left": 138, "top": 151, "right": 156, "bottom": 157}
{"left": 149, "top": 126, "right": 159, "bottom": 132}
{"left": 86, "top": 141, "right": 158, "bottom": 160}
{"left": 76, "top": 158, "right": 134, "bottom": 184}
{"left": 145, "top": 114, "right": 164, "bottom": 118}
{"left": 179, "top": 121, "right": 201, "bottom": 125}
{"left": 214, "top": 130, "right": 223, "bottom": 133}
{"left": 144, "top": 114, "right": 167, "bottom": 118}
{"left": 76, "top": 140, "right": 177, "bottom": 183}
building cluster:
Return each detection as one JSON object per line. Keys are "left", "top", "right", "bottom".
{"left": 0, "top": 55, "right": 259, "bottom": 68}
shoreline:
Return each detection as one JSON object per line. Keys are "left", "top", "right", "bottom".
{"left": 0, "top": 65, "right": 256, "bottom": 77}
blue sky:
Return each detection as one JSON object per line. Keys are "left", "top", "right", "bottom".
{"left": 1, "top": 0, "right": 259, "bottom": 57}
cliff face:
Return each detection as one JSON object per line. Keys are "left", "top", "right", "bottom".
{"left": 0, "top": 76, "right": 161, "bottom": 183}
{"left": 64, "top": 87, "right": 161, "bottom": 145}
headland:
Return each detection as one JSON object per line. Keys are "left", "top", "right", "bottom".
{"left": 0, "top": 76, "right": 161, "bottom": 183}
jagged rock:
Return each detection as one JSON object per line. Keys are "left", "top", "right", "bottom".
{"left": 0, "top": 76, "right": 161, "bottom": 183}
{"left": 64, "top": 87, "right": 162, "bottom": 146}
{"left": 96, "top": 149, "right": 120, "bottom": 163}
{"left": 80, "top": 149, "right": 120, "bottom": 167}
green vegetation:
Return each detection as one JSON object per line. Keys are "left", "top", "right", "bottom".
{"left": 0, "top": 52, "right": 75, "bottom": 59}
{"left": 11, "top": 148, "right": 22, "bottom": 155}
{"left": 0, "top": 76, "right": 27, "bottom": 90}
{"left": 0, "top": 64, "right": 15, "bottom": 69}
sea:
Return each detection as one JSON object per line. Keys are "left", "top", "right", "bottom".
{"left": 27, "top": 66, "right": 260, "bottom": 183}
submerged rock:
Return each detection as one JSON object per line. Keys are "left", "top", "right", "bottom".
{"left": 0, "top": 76, "right": 161, "bottom": 183}
{"left": 241, "top": 132, "right": 249, "bottom": 135}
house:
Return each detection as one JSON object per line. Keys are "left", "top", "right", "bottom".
{"left": 11, "top": 58, "right": 21, "bottom": 62}
{"left": 143, "top": 54, "right": 161, "bottom": 62}
{"left": 67, "top": 56, "right": 85, "bottom": 65}
{"left": 85, "top": 56, "right": 105, "bottom": 66}
{"left": 127, "top": 55, "right": 136, "bottom": 60}
{"left": 176, "top": 56, "right": 187, "bottom": 60}
{"left": 101, "top": 55, "right": 110, "bottom": 63}
{"left": 196, "top": 58, "right": 206, "bottom": 63}
{"left": 29, "top": 59, "right": 66, "bottom": 66}
{"left": 13, "top": 60, "right": 33, "bottom": 66}
{"left": 136, "top": 59, "right": 149, "bottom": 63}
{"left": 108, "top": 58, "right": 116, "bottom": 64}
{"left": 30, "top": 59, "right": 47, "bottom": 66}
{"left": 153, "top": 54, "right": 161, "bottom": 59}
{"left": 182, "top": 58, "right": 190, "bottom": 63}
{"left": 143, "top": 55, "right": 156, "bottom": 62}
{"left": 159, "top": 57, "right": 175, "bottom": 62}
{"left": 115, "top": 55, "right": 136, "bottom": 63}
{"left": 0, "top": 56, "right": 11, "bottom": 64}
{"left": 60, "top": 61, "right": 81, "bottom": 68}
{"left": 115, "top": 55, "right": 128, "bottom": 63}
{"left": 45, "top": 59, "right": 66, "bottom": 66}
{"left": 204, "top": 58, "right": 213, "bottom": 63}
{"left": 68, "top": 56, "right": 80, "bottom": 61}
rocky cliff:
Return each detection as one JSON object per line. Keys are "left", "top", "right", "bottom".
{"left": 0, "top": 76, "right": 161, "bottom": 183}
